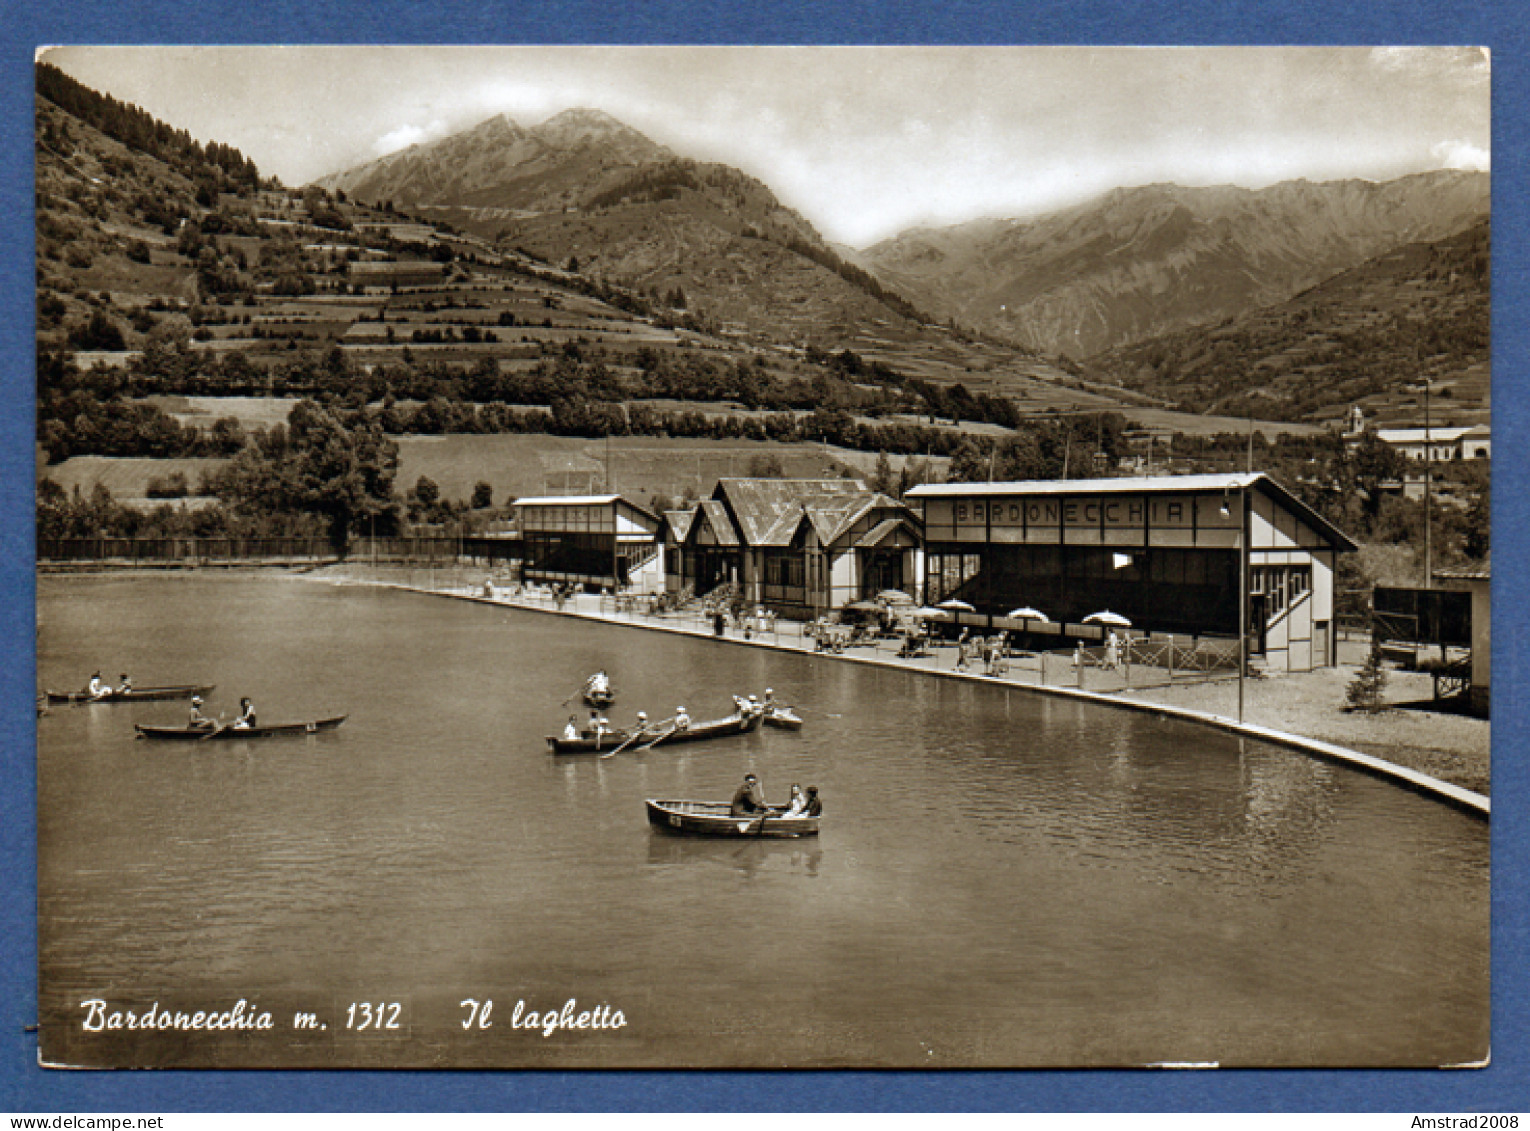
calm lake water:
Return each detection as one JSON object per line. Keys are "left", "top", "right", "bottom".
{"left": 37, "top": 573, "right": 1489, "bottom": 1068}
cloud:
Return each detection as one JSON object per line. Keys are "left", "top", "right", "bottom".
{"left": 1433, "top": 139, "right": 1491, "bottom": 171}
{"left": 1370, "top": 46, "right": 1490, "bottom": 85}
{"left": 373, "top": 120, "right": 446, "bottom": 156}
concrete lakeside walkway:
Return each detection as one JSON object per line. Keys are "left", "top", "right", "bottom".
{"left": 363, "top": 578, "right": 1490, "bottom": 819}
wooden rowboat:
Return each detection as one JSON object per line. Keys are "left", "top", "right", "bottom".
{"left": 762, "top": 706, "right": 803, "bottom": 730}
{"left": 645, "top": 799, "right": 820, "bottom": 838}
{"left": 134, "top": 715, "right": 348, "bottom": 741}
{"left": 546, "top": 710, "right": 761, "bottom": 755}
{"left": 47, "top": 683, "right": 215, "bottom": 705}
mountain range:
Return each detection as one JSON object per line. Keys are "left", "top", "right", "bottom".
{"left": 318, "top": 110, "right": 1489, "bottom": 379}
{"left": 320, "top": 109, "right": 952, "bottom": 347}
{"left": 1092, "top": 217, "right": 1489, "bottom": 423}
{"left": 851, "top": 172, "right": 1489, "bottom": 358}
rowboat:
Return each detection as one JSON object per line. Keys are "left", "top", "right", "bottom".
{"left": 546, "top": 710, "right": 761, "bottom": 755}
{"left": 47, "top": 683, "right": 215, "bottom": 705}
{"left": 134, "top": 715, "right": 348, "bottom": 741}
{"left": 762, "top": 706, "right": 803, "bottom": 730}
{"left": 645, "top": 799, "right": 820, "bottom": 838}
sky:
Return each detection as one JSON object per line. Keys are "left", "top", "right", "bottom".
{"left": 42, "top": 46, "right": 1490, "bottom": 248}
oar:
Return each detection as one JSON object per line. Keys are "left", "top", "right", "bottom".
{"left": 638, "top": 722, "right": 678, "bottom": 752}
{"left": 753, "top": 807, "right": 781, "bottom": 837}
{"left": 603, "top": 720, "right": 661, "bottom": 759}
{"left": 200, "top": 713, "right": 229, "bottom": 742}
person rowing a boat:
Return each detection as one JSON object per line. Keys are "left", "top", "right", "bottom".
{"left": 586, "top": 709, "right": 612, "bottom": 740}
{"left": 188, "top": 695, "right": 214, "bottom": 730}
{"left": 87, "top": 671, "right": 111, "bottom": 699}
{"left": 729, "top": 772, "right": 770, "bottom": 818}
{"left": 673, "top": 706, "right": 691, "bottom": 733}
{"left": 232, "top": 697, "right": 257, "bottom": 730}
{"left": 118, "top": 673, "right": 133, "bottom": 694}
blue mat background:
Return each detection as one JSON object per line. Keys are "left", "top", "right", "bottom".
{"left": 2, "top": 0, "right": 1525, "bottom": 1112}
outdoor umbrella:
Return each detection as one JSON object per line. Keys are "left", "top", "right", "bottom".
{"left": 845, "top": 600, "right": 883, "bottom": 612}
{"left": 911, "top": 606, "right": 949, "bottom": 618}
{"left": 876, "top": 590, "right": 915, "bottom": 606}
{"left": 1005, "top": 607, "right": 1050, "bottom": 621}
{"left": 936, "top": 598, "right": 976, "bottom": 612}
{"left": 1083, "top": 610, "right": 1132, "bottom": 627}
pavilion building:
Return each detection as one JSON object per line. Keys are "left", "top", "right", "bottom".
{"left": 510, "top": 494, "right": 663, "bottom": 592}
{"left": 905, "top": 473, "right": 1357, "bottom": 671}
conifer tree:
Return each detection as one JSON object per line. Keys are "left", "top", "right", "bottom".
{"left": 1346, "top": 643, "right": 1389, "bottom": 713}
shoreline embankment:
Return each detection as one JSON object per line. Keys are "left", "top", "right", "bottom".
{"left": 308, "top": 568, "right": 1488, "bottom": 818}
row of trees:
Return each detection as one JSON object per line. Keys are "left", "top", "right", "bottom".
{"left": 41, "top": 401, "right": 402, "bottom": 551}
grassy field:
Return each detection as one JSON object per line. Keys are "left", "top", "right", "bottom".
{"left": 393, "top": 433, "right": 872, "bottom": 508}
{"left": 38, "top": 454, "right": 228, "bottom": 503}
{"left": 39, "top": 433, "right": 925, "bottom": 513}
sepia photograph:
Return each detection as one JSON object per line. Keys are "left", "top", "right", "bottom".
{"left": 31, "top": 44, "right": 1493, "bottom": 1074}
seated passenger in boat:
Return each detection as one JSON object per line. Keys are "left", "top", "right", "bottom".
{"left": 729, "top": 772, "right": 769, "bottom": 817}
{"left": 117, "top": 673, "right": 133, "bottom": 694}
{"left": 563, "top": 716, "right": 579, "bottom": 742}
{"left": 732, "top": 695, "right": 750, "bottom": 715}
{"left": 803, "top": 785, "right": 823, "bottom": 817}
{"left": 673, "top": 706, "right": 691, "bottom": 732}
{"left": 586, "top": 710, "right": 611, "bottom": 739}
{"left": 188, "top": 696, "right": 214, "bottom": 730}
{"left": 781, "top": 783, "right": 807, "bottom": 816}
{"left": 87, "top": 671, "right": 110, "bottom": 698}
{"left": 232, "top": 698, "right": 256, "bottom": 729}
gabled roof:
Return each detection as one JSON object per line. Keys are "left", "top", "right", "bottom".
{"left": 697, "top": 499, "right": 741, "bottom": 547}
{"left": 855, "top": 517, "right": 918, "bottom": 549}
{"left": 1435, "top": 556, "right": 1490, "bottom": 581}
{"left": 713, "top": 478, "right": 869, "bottom": 545}
{"left": 1375, "top": 427, "right": 1478, "bottom": 444}
{"left": 906, "top": 473, "right": 1357, "bottom": 552}
{"left": 662, "top": 509, "right": 695, "bottom": 543}
{"left": 512, "top": 494, "right": 624, "bottom": 506}
{"left": 511, "top": 493, "right": 661, "bottom": 525}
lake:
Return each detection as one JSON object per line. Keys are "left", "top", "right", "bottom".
{"left": 37, "top": 573, "right": 1489, "bottom": 1068}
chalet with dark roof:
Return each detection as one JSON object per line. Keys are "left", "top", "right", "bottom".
{"left": 664, "top": 478, "right": 922, "bottom": 617}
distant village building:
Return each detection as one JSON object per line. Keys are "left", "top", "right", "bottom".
{"left": 663, "top": 479, "right": 921, "bottom": 618}
{"left": 510, "top": 494, "right": 663, "bottom": 592}
{"left": 905, "top": 473, "right": 1357, "bottom": 671}
{"left": 1376, "top": 424, "right": 1491, "bottom": 462}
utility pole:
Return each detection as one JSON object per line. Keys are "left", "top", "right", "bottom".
{"left": 1422, "top": 380, "right": 1433, "bottom": 588}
